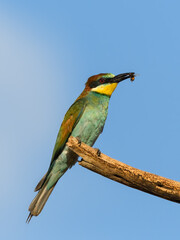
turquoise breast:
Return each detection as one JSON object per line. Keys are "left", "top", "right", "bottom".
{"left": 71, "top": 92, "right": 110, "bottom": 146}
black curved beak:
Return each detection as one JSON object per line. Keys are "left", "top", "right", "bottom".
{"left": 112, "top": 72, "right": 135, "bottom": 83}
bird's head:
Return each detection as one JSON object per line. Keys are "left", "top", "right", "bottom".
{"left": 85, "top": 72, "right": 135, "bottom": 97}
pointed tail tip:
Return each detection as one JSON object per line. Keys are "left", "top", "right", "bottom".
{"left": 26, "top": 212, "right": 33, "bottom": 224}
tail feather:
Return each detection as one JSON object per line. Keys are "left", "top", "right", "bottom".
{"left": 27, "top": 164, "right": 69, "bottom": 222}
{"left": 26, "top": 213, "right": 33, "bottom": 223}
{"left": 29, "top": 183, "right": 55, "bottom": 216}
{"left": 27, "top": 180, "right": 55, "bottom": 223}
{"left": 34, "top": 172, "right": 48, "bottom": 192}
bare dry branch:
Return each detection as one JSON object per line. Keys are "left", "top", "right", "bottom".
{"left": 67, "top": 136, "right": 180, "bottom": 204}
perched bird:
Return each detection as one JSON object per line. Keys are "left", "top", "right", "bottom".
{"left": 27, "top": 72, "right": 135, "bottom": 222}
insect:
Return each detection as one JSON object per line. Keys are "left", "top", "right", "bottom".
{"left": 131, "top": 75, "right": 135, "bottom": 81}
{"left": 130, "top": 73, "right": 138, "bottom": 82}
{"left": 130, "top": 73, "right": 135, "bottom": 81}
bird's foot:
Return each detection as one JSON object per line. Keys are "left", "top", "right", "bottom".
{"left": 76, "top": 137, "right": 81, "bottom": 146}
{"left": 95, "top": 148, "right": 101, "bottom": 157}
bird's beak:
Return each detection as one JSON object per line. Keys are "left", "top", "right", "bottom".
{"left": 112, "top": 72, "right": 135, "bottom": 83}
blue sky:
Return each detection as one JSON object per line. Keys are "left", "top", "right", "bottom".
{"left": 0, "top": 0, "right": 180, "bottom": 239}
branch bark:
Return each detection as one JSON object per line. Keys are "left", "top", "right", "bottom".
{"left": 67, "top": 136, "right": 180, "bottom": 204}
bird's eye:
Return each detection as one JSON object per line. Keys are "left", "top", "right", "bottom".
{"left": 99, "top": 78, "right": 105, "bottom": 83}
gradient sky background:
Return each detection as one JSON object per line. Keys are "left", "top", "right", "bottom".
{"left": 1, "top": 0, "right": 180, "bottom": 239}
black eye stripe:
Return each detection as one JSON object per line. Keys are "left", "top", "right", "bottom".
{"left": 89, "top": 78, "right": 110, "bottom": 88}
{"left": 89, "top": 81, "right": 99, "bottom": 88}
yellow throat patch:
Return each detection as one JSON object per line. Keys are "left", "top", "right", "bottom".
{"left": 91, "top": 83, "right": 118, "bottom": 96}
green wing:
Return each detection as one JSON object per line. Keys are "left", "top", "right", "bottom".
{"left": 34, "top": 98, "right": 87, "bottom": 192}
{"left": 50, "top": 98, "right": 86, "bottom": 165}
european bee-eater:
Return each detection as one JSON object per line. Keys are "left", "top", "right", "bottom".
{"left": 27, "top": 72, "right": 135, "bottom": 222}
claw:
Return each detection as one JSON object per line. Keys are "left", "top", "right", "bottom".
{"left": 95, "top": 148, "right": 101, "bottom": 157}
{"left": 76, "top": 137, "right": 81, "bottom": 146}
{"left": 78, "top": 158, "right": 83, "bottom": 162}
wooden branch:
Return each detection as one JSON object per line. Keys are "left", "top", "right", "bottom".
{"left": 67, "top": 136, "right": 180, "bottom": 204}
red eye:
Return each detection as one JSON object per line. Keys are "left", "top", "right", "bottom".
{"left": 99, "top": 78, "right": 105, "bottom": 83}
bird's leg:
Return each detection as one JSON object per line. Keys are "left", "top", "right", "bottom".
{"left": 76, "top": 137, "right": 82, "bottom": 146}
{"left": 94, "top": 148, "right": 101, "bottom": 157}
